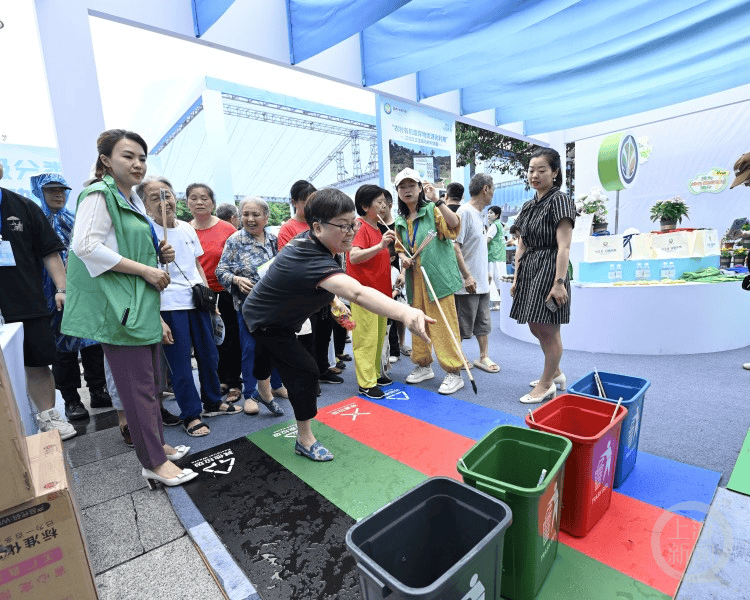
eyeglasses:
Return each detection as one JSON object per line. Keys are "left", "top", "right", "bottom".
{"left": 321, "top": 220, "right": 361, "bottom": 234}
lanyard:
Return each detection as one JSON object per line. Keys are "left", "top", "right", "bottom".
{"left": 118, "top": 189, "right": 160, "bottom": 255}
{"left": 409, "top": 219, "right": 420, "bottom": 252}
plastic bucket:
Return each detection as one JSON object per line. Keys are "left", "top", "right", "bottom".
{"left": 346, "top": 477, "right": 512, "bottom": 600}
{"left": 568, "top": 371, "right": 650, "bottom": 487}
{"left": 457, "top": 426, "right": 571, "bottom": 600}
{"left": 526, "top": 394, "right": 627, "bottom": 537}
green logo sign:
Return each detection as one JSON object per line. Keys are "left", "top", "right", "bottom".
{"left": 598, "top": 132, "right": 640, "bottom": 191}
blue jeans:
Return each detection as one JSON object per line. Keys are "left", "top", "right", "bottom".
{"left": 162, "top": 310, "right": 222, "bottom": 422}
{"left": 237, "top": 310, "right": 283, "bottom": 398}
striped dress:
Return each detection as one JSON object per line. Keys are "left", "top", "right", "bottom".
{"left": 509, "top": 187, "right": 576, "bottom": 325}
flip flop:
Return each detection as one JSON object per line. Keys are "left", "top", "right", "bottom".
{"left": 473, "top": 357, "right": 501, "bottom": 373}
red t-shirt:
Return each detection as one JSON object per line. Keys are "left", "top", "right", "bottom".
{"left": 277, "top": 218, "right": 310, "bottom": 250}
{"left": 346, "top": 218, "right": 392, "bottom": 297}
{"left": 194, "top": 219, "right": 238, "bottom": 292}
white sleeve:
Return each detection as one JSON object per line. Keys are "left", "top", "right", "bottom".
{"left": 70, "top": 191, "right": 123, "bottom": 277}
{"left": 486, "top": 223, "right": 498, "bottom": 242}
{"left": 188, "top": 223, "right": 204, "bottom": 257}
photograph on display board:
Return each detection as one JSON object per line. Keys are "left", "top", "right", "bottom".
{"left": 388, "top": 140, "right": 451, "bottom": 187}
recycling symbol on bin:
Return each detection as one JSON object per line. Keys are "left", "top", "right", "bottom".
{"left": 543, "top": 481, "right": 560, "bottom": 543}
{"left": 628, "top": 406, "right": 640, "bottom": 447}
{"left": 594, "top": 440, "right": 614, "bottom": 491}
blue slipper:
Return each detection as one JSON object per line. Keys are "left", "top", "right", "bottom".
{"left": 251, "top": 391, "right": 284, "bottom": 416}
{"left": 294, "top": 440, "right": 334, "bottom": 462}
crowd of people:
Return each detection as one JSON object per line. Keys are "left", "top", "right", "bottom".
{"left": 0, "top": 128, "right": 575, "bottom": 487}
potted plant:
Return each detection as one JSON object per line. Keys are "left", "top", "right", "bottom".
{"left": 650, "top": 196, "right": 690, "bottom": 232}
{"left": 580, "top": 187, "right": 609, "bottom": 233}
{"left": 732, "top": 246, "right": 747, "bottom": 267}
{"left": 720, "top": 248, "right": 732, "bottom": 268}
{"left": 742, "top": 224, "right": 750, "bottom": 248}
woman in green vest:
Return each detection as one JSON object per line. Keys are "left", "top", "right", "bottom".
{"left": 487, "top": 205, "right": 507, "bottom": 310}
{"left": 393, "top": 169, "right": 466, "bottom": 395}
{"left": 62, "top": 129, "right": 197, "bottom": 489}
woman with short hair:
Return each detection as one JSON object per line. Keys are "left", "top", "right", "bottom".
{"left": 215, "top": 196, "right": 287, "bottom": 416}
{"left": 188, "top": 184, "right": 244, "bottom": 403}
{"left": 243, "top": 188, "right": 434, "bottom": 461}
{"left": 137, "top": 177, "right": 241, "bottom": 438}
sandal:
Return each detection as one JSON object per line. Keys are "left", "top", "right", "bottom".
{"left": 184, "top": 421, "right": 210, "bottom": 437}
{"left": 294, "top": 439, "right": 334, "bottom": 462}
{"left": 202, "top": 402, "right": 242, "bottom": 417}
{"left": 473, "top": 357, "right": 501, "bottom": 373}
{"left": 251, "top": 391, "right": 284, "bottom": 416}
{"left": 226, "top": 388, "right": 242, "bottom": 403}
{"left": 243, "top": 397, "right": 260, "bottom": 415}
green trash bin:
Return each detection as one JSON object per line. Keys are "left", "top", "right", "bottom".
{"left": 457, "top": 425, "right": 572, "bottom": 600}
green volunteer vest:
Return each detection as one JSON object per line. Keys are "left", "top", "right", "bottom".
{"left": 61, "top": 175, "right": 162, "bottom": 346}
{"left": 395, "top": 203, "right": 462, "bottom": 303}
{"left": 488, "top": 221, "right": 506, "bottom": 262}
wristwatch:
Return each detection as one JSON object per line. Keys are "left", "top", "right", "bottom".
{"left": 55, "top": 288, "right": 66, "bottom": 294}
{"left": 555, "top": 278, "right": 565, "bottom": 285}
{"left": 434, "top": 199, "right": 445, "bottom": 208}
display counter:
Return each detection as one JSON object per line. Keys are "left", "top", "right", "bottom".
{"left": 498, "top": 279, "right": 750, "bottom": 355}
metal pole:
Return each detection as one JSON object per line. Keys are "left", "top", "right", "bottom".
{"left": 615, "top": 189, "right": 620, "bottom": 234}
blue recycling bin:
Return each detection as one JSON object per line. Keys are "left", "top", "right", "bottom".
{"left": 567, "top": 371, "right": 650, "bottom": 487}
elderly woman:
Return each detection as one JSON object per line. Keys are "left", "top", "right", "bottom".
{"left": 187, "top": 184, "right": 244, "bottom": 403}
{"left": 511, "top": 148, "right": 575, "bottom": 404}
{"left": 137, "top": 177, "right": 241, "bottom": 437}
{"left": 243, "top": 188, "right": 434, "bottom": 461}
{"left": 216, "top": 196, "right": 287, "bottom": 416}
{"left": 62, "top": 129, "right": 196, "bottom": 488}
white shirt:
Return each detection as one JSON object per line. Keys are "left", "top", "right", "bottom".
{"left": 455, "top": 203, "right": 490, "bottom": 295}
{"left": 151, "top": 220, "right": 204, "bottom": 311}
{"left": 70, "top": 187, "right": 150, "bottom": 277}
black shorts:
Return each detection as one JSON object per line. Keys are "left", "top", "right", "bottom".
{"left": 9, "top": 316, "right": 58, "bottom": 367}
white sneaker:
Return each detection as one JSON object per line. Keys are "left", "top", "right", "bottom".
{"left": 743, "top": 363, "right": 750, "bottom": 371}
{"left": 36, "top": 408, "right": 77, "bottom": 440}
{"left": 389, "top": 355, "right": 399, "bottom": 364}
{"left": 406, "top": 365, "right": 435, "bottom": 384}
{"left": 438, "top": 372, "right": 464, "bottom": 395}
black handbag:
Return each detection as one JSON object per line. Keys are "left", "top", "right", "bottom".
{"left": 172, "top": 261, "right": 217, "bottom": 311}
{"left": 191, "top": 283, "right": 217, "bottom": 312}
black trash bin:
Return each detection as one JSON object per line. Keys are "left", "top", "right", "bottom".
{"left": 346, "top": 477, "right": 512, "bottom": 600}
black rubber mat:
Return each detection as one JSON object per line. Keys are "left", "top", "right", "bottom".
{"left": 179, "top": 437, "right": 362, "bottom": 600}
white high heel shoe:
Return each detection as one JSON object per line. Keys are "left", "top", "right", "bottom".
{"left": 142, "top": 467, "right": 198, "bottom": 489}
{"left": 165, "top": 445, "right": 190, "bottom": 462}
{"left": 529, "top": 373, "right": 566, "bottom": 391}
{"left": 520, "top": 383, "right": 556, "bottom": 404}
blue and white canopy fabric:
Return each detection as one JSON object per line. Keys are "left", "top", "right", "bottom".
{"left": 193, "top": 0, "right": 750, "bottom": 134}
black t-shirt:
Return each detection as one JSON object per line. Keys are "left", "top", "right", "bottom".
{"left": 0, "top": 188, "right": 65, "bottom": 320}
{"left": 242, "top": 232, "right": 345, "bottom": 333}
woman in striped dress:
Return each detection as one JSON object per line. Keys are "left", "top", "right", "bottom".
{"left": 510, "top": 148, "right": 575, "bottom": 404}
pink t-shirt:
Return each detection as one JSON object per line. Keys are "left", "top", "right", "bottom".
{"left": 346, "top": 218, "right": 392, "bottom": 298}
{"left": 194, "top": 219, "right": 238, "bottom": 292}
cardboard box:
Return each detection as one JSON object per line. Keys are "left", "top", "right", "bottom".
{"left": 0, "top": 430, "right": 98, "bottom": 600}
{"left": 0, "top": 347, "right": 33, "bottom": 513}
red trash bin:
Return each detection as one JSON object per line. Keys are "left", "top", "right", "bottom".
{"left": 525, "top": 394, "right": 627, "bottom": 537}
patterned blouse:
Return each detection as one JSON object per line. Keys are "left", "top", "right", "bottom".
{"left": 216, "top": 229, "right": 278, "bottom": 311}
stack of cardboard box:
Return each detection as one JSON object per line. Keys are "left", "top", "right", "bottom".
{"left": 0, "top": 349, "right": 98, "bottom": 600}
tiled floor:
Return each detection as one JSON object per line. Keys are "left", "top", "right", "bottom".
{"left": 64, "top": 389, "right": 227, "bottom": 600}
